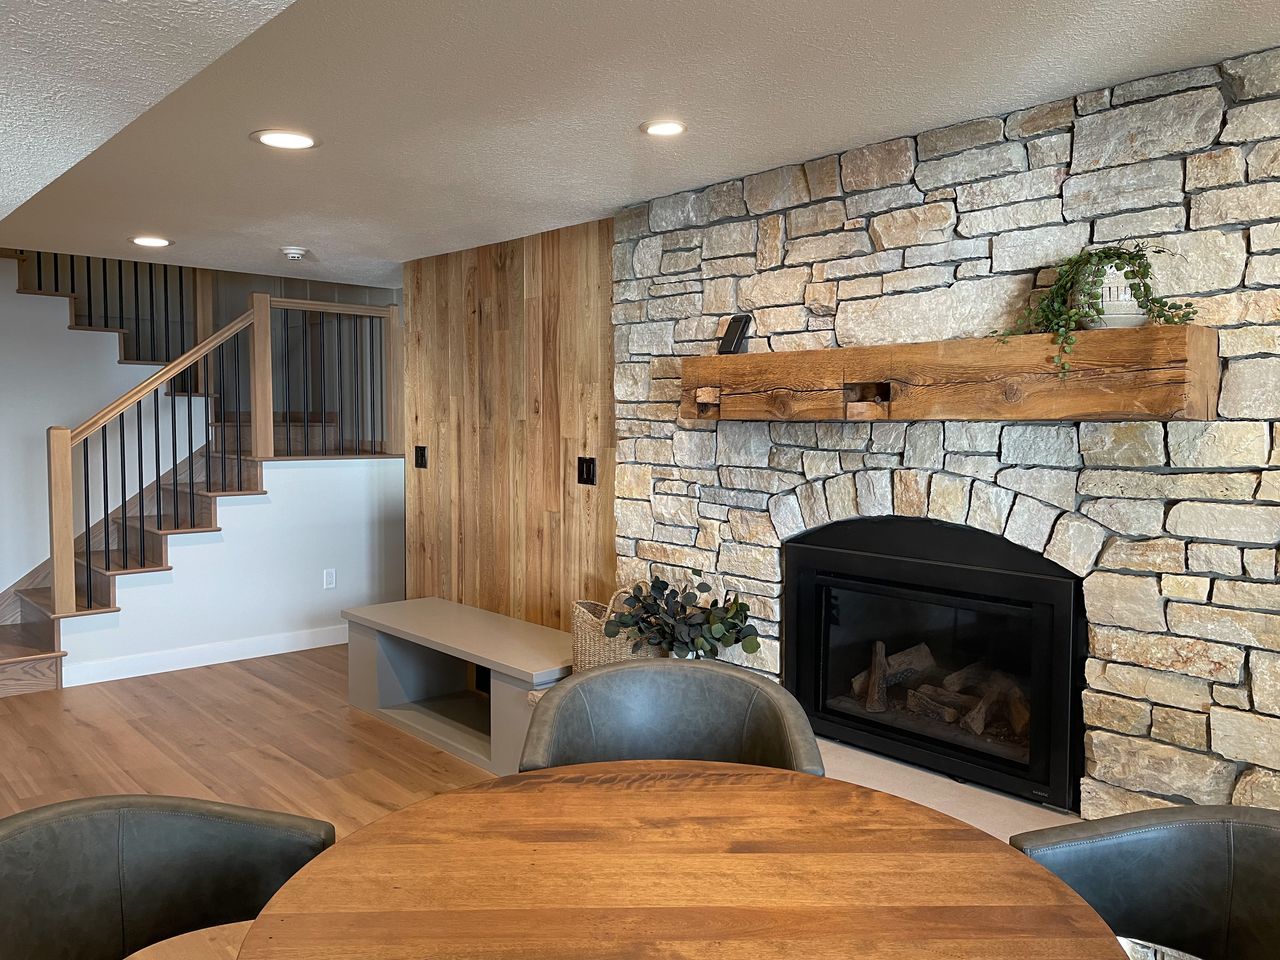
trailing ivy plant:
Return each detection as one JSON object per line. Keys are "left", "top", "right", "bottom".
{"left": 994, "top": 241, "right": 1197, "bottom": 375}
{"left": 603, "top": 571, "right": 760, "bottom": 660}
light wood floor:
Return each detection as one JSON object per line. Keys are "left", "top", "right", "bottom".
{"left": 0, "top": 644, "right": 491, "bottom": 834}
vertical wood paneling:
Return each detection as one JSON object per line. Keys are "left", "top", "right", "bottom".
{"left": 402, "top": 220, "right": 615, "bottom": 630}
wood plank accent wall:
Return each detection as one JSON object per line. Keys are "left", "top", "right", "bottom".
{"left": 402, "top": 219, "right": 616, "bottom": 631}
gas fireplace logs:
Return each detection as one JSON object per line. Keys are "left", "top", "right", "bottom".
{"left": 846, "top": 644, "right": 1031, "bottom": 744}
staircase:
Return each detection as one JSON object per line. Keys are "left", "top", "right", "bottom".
{"left": 0, "top": 253, "right": 400, "bottom": 697}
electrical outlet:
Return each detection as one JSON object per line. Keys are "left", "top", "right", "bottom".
{"left": 576, "top": 456, "right": 597, "bottom": 486}
{"left": 414, "top": 446, "right": 428, "bottom": 469}
{"left": 323, "top": 568, "right": 337, "bottom": 590}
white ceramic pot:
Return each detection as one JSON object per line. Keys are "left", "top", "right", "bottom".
{"left": 1089, "top": 265, "right": 1148, "bottom": 328}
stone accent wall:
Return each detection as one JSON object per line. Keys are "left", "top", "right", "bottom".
{"left": 611, "top": 47, "right": 1280, "bottom": 818}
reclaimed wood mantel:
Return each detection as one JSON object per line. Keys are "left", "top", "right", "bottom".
{"left": 679, "top": 326, "right": 1220, "bottom": 422}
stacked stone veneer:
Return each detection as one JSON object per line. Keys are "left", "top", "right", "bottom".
{"left": 610, "top": 47, "right": 1280, "bottom": 818}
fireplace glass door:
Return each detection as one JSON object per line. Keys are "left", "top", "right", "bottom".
{"left": 784, "top": 516, "right": 1084, "bottom": 810}
{"left": 820, "top": 577, "right": 1049, "bottom": 771}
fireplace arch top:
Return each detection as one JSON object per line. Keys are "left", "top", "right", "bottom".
{"left": 788, "top": 515, "right": 1077, "bottom": 582}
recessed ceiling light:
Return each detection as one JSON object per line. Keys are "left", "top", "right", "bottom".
{"left": 131, "top": 236, "right": 172, "bottom": 248}
{"left": 251, "top": 129, "right": 317, "bottom": 150}
{"left": 641, "top": 119, "right": 686, "bottom": 137}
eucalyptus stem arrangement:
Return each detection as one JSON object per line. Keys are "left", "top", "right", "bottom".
{"left": 995, "top": 241, "right": 1197, "bottom": 375}
{"left": 603, "top": 571, "right": 760, "bottom": 660}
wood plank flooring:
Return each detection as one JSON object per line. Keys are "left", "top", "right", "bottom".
{"left": 0, "top": 644, "right": 491, "bottom": 835}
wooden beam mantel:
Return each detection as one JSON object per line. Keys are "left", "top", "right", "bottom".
{"left": 679, "top": 326, "right": 1219, "bottom": 422}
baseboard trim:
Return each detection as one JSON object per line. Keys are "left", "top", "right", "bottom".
{"left": 62, "top": 624, "right": 347, "bottom": 687}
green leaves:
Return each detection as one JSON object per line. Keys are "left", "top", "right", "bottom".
{"left": 602, "top": 572, "right": 758, "bottom": 661}
{"left": 993, "top": 241, "right": 1197, "bottom": 375}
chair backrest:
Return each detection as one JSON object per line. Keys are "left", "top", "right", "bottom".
{"left": 520, "top": 658, "right": 824, "bottom": 775}
{"left": 1011, "top": 805, "right": 1280, "bottom": 960}
{"left": 0, "top": 795, "right": 335, "bottom": 960}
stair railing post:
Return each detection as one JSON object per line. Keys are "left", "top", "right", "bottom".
{"left": 46, "top": 426, "right": 76, "bottom": 615}
{"left": 249, "top": 292, "right": 274, "bottom": 459}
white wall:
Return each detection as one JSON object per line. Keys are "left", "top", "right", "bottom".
{"left": 0, "top": 260, "right": 154, "bottom": 587}
{"left": 60, "top": 457, "right": 405, "bottom": 684}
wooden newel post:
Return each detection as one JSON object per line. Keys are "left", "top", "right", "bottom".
{"left": 248, "top": 292, "right": 274, "bottom": 459}
{"left": 46, "top": 426, "right": 76, "bottom": 615}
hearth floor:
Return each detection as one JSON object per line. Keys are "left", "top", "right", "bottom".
{"left": 817, "top": 737, "right": 1077, "bottom": 841}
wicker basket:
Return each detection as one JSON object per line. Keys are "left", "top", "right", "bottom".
{"left": 571, "top": 590, "right": 664, "bottom": 672}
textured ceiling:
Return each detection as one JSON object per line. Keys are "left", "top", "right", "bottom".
{"left": 0, "top": 0, "right": 299, "bottom": 219}
{"left": 3, "top": 0, "right": 1279, "bottom": 287}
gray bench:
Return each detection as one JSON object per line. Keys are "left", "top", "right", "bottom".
{"left": 342, "top": 598, "right": 572, "bottom": 775}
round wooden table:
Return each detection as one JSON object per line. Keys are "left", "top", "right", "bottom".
{"left": 238, "top": 761, "right": 1126, "bottom": 959}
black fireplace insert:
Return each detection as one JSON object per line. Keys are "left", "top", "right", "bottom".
{"left": 783, "top": 516, "right": 1085, "bottom": 810}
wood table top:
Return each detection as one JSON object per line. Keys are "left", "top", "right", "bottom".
{"left": 237, "top": 761, "right": 1126, "bottom": 960}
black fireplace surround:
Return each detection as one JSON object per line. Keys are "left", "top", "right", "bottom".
{"left": 783, "top": 516, "right": 1086, "bottom": 810}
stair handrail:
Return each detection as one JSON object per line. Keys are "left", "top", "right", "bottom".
{"left": 69, "top": 308, "right": 254, "bottom": 444}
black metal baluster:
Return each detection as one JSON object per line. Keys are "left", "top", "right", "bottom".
{"left": 203, "top": 355, "right": 212, "bottom": 493}
{"left": 178, "top": 267, "right": 187, "bottom": 356}
{"left": 234, "top": 333, "right": 243, "bottom": 491}
{"left": 153, "top": 388, "right": 163, "bottom": 530}
{"left": 117, "top": 412, "right": 129, "bottom": 567}
{"left": 81, "top": 440, "right": 91, "bottom": 609}
{"left": 163, "top": 265, "right": 172, "bottom": 363}
{"left": 101, "top": 257, "right": 108, "bottom": 328}
{"left": 118, "top": 260, "right": 126, "bottom": 347}
{"left": 320, "top": 314, "right": 328, "bottom": 456}
{"left": 147, "top": 263, "right": 156, "bottom": 361}
{"left": 85, "top": 257, "right": 93, "bottom": 327}
{"left": 283, "top": 310, "right": 292, "bottom": 456}
{"left": 52, "top": 252, "right": 59, "bottom": 290}
{"left": 376, "top": 315, "right": 384, "bottom": 451}
{"left": 218, "top": 344, "right": 228, "bottom": 490}
{"left": 136, "top": 399, "right": 145, "bottom": 567}
{"left": 133, "top": 262, "right": 141, "bottom": 357}
{"left": 337, "top": 314, "right": 345, "bottom": 454}
{"left": 36, "top": 250, "right": 43, "bottom": 289}
{"left": 354, "top": 315, "right": 362, "bottom": 455}
{"left": 303, "top": 312, "right": 311, "bottom": 457}
{"left": 100, "top": 424, "right": 109, "bottom": 573}
{"left": 186, "top": 364, "right": 195, "bottom": 522}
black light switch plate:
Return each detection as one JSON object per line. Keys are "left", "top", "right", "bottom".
{"left": 414, "top": 445, "right": 428, "bottom": 469}
{"left": 576, "top": 456, "right": 597, "bottom": 485}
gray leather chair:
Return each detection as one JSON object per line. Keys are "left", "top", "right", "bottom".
{"left": 0, "top": 795, "right": 335, "bottom": 960}
{"left": 1011, "top": 805, "right": 1280, "bottom": 960}
{"left": 520, "top": 658, "right": 824, "bottom": 775}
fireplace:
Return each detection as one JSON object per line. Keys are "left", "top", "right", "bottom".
{"left": 783, "top": 516, "right": 1086, "bottom": 810}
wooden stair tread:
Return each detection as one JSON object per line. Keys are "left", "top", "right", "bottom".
{"left": 167, "top": 483, "right": 266, "bottom": 498}
{"left": 0, "top": 623, "right": 63, "bottom": 663}
{"left": 122, "top": 517, "right": 223, "bottom": 536}
{"left": 75, "top": 557, "right": 173, "bottom": 578}
{"left": 16, "top": 588, "right": 119, "bottom": 619}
